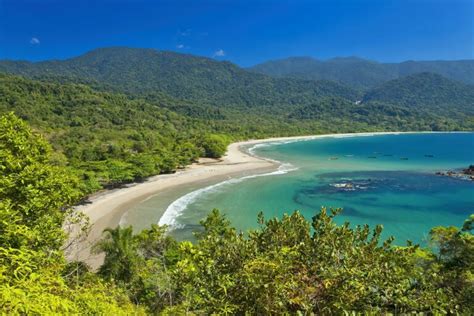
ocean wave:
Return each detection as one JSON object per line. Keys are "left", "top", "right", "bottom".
{"left": 158, "top": 162, "right": 297, "bottom": 229}
{"left": 159, "top": 133, "right": 397, "bottom": 229}
{"left": 247, "top": 134, "right": 386, "bottom": 156}
{"left": 158, "top": 133, "right": 400, "bottom": 229}
{"left": 247, "top": 139, "right": 306, "bottom": 156}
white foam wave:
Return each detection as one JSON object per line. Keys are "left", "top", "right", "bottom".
{"left": 247, "top": 139, "right": 304, "bottom": 156}
{"left": 159, "top": 132, "right": 403, "bottom": 229}
{"left": 119, "top": 211, "right": 129, "bottom": 226}
{"left": 158, "top": 162, "right": 297, "bottom": 229}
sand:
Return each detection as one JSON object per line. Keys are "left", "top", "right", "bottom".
{"left": 67, "top": 139, "right": 277, "bottom": 268}
{"left": 67, "top": 131, "right": 416, "bottom": 268}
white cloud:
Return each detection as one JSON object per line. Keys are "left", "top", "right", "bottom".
{"left": 30, "top": 37, "right": 40, "bottom": 45}
{"left": 213, "top": 49, "right": 225, "bottom": 57}
{"left": 176, "top": 44, "right": 184, "bottom": 49}
{"left": 178, "top": 29, "right": 191, "bottom": 36}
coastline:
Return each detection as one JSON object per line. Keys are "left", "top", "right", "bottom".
{"left": 68, "top": 131, "right": 437, "bottom": 268}
{"left": 68, "top": 139, "right": 278, "bottom": 268}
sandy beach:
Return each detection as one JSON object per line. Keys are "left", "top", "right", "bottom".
{"left": 68, "top": 131, "right": 419, "bottom": 268}
{"left": 67, "top": 139, "right": 278, "bottom": 268}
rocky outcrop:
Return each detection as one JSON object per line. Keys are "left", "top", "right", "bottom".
{"left": 436, "top": 165, "right": 474, "bottom": 181}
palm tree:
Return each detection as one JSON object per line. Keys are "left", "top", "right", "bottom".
{"left": 94, "top": 226, "right": 137, "bottom": 283}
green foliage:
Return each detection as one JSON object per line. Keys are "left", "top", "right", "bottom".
{"left": 362, "top": 72, "right": 474, "bottom": 116}
{"left": 2, "top": 48, "right": 472, "bottom": 314}
{"left": 1, "top": 72, "right": 470, "bottom": 197}
{"left": 0, "top": 112, "right": 80, "bottom": 252}
{"left": 95, "top": 226, "right": 138, "bottom": 283}
{"left": 97, "top": 208, "right": 473, "bottom": 314}
{"left": 0, "top": 47, "right": 359, "bottom": 106}
{"left": 288, "top": 96, "right": 471, "bottom": 131}
{"left": 95, "top": 224, "right": 177, "bottom": 313}
{"left": 1, "top": 112, "right": 472, "bottom": 314}
{"left": 199, "top": 134, "right": 230, "bottom": 158}
{"left": 0, "top": 113, "right": 143, "bottom": 314}
{"left": 0, "top": 74, "right": 212, "bottom": 191}
{"left": 250, "top": 55, "right": 474, "bottom": 88}
{"left": 429, "top": 216, "right": 474, "bottom": 312}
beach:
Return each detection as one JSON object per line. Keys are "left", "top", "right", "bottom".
{"left": 68, "top": 131, "right": 421, "bottom": 268}
{"left": 67, "top": 138, "right": 279, "bottom": 268}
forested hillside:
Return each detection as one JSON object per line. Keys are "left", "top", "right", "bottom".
{"left": 0, "top": 73, "right": 230, "bottom": 193}
{"left": 1, "top": 73, "right": 471, "bottom": 194}
{"left": 286, "top": 96, "right": 460, "bottom": 130}
{"left": 0, "top": 47, "right": 359, "bottom": 107}
{"left": 249, "top": 56, "right": 474, "bottom": 89}
{"left": 250, "top": 56, "right": 398, "bottom": 89}
{"left": 362, "top": 72, "right": 474, "bottom": 115}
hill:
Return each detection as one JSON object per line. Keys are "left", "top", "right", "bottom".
{"left": 362, "top": 72, "right": 474, "bottom": 115}
{"left": 0, "top": 47, "right": 359, "bottom": 108}
{"left": 2, "top": 72, "right": 471, "bottom": 193}
{"left": 249, "top": 56, "right": 398, "bottom": 90}
{"left": 0, "top": 73, "right": 230, "bottom": 192}
{"left": 249, "top": 56, "right": 474, "bottom": 89}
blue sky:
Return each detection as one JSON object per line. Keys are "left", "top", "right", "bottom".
{"left": 0, "top": 0, "right": 472, "bottom": 66}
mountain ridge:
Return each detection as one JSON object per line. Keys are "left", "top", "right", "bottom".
{"left": 0, "top": 47, "right": 360, "bottom": 107}
{"left": 249, "top": 56, "right": 474, "bottom": 89}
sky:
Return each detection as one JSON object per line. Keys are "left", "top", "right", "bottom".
{"left": 0, "top": 0, "right": 472, "bottom": 66}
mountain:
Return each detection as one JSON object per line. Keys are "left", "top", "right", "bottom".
{"left": 0, "top": 72, "right": 216, "bottom": 190}
{"left": 362, "top": 72, "right": 474, "bottom": 115}
{"left": 249, "top": 56, "right": 398, "bottom": 90}
{"left": 249, "top": 56, "right": 474, "bottom": 89}
{"left": 2, "top": 72, "right": 471, "bottom": 193}
{"left": 0, "top": 47, "right": 359, "bottom": 108}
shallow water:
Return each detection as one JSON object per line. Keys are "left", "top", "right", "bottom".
{"left": 131, "top": 133, "right": 474, "bottom": 245}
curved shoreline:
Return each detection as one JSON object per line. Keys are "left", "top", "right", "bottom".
{"left": 70, "top": 131, "right": 441, "bottom": 268}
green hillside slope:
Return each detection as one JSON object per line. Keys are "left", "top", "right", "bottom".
{"left": 0, "top": 47, "right": 359, "bottom": 107}
{"left": 362, "top": 72, "right": 474, "bottom": 115}
{"left": 249, "top": 56, "right": 474, "bottom": 89}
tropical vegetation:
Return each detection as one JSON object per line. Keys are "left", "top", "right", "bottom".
{"left": 1, "top": 47, "right": 473, "bottom": 313}
{"left": 249, "top": 55, "right": 474, "bottom": 89}
{"left": 1, "top": 69, "right": 472, "bottom": 193}
{"left": 1, "top": 112, "right": 472, "bottom": 313}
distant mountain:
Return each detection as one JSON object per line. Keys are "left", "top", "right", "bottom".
{"left": 249, "top": 57, "right": 474, "bottom": 89}
{"left": 1, "top": 47, "right": 472, "bottom": 132}
{"left": 362, "top": 72, "right": 474, "bottom": 115}
{"left": 0, "top": 47, "right": 358, "bottom": 108}
{"left": 249, "top": 57, "right": 398, "bottom": 90}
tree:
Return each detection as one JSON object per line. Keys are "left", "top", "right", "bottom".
{"left": 0, "top": 113, "right": 142, "bottom": 314}
{"left": 159, "top": 208, "right": 456, "bottom": 314}
{"left": 199, "top": 134, "right": 230, "bottom": 158}
{"left": 429, "top": 214, "right": 474, "bottom": 312}
{"left": 95, "top": 226, "right": 139, "bottom": 284}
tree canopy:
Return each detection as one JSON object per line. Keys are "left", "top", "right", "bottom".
{"left": 95, "top": 208, "right": 473, "bottom": 314}
{"left": 0, "top": 113, "right": 143, "bottom": 314}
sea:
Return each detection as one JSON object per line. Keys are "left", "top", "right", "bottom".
{"left": 125, "top": 133, "right": 474, "bottom": 245}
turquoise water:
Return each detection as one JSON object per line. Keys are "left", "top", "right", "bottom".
{"left": 163, "top": 133, "right": 474, "bottom": 245}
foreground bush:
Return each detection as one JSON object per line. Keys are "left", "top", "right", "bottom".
{"left": 97, "top": 208, "right": 473, "bottom": 314}
{"left": 0, "top": 113, "right": 143, "bottom": 314}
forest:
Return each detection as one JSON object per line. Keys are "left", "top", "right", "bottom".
{"left": 1, "top": 72, "right": 472, "bottom": 194}
{"left": 1, "top": 112, "right": 472, "bottom": 313}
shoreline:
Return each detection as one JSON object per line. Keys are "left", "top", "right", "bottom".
{"left": 68, "top": 131, "right": 448, "bottom": 268}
